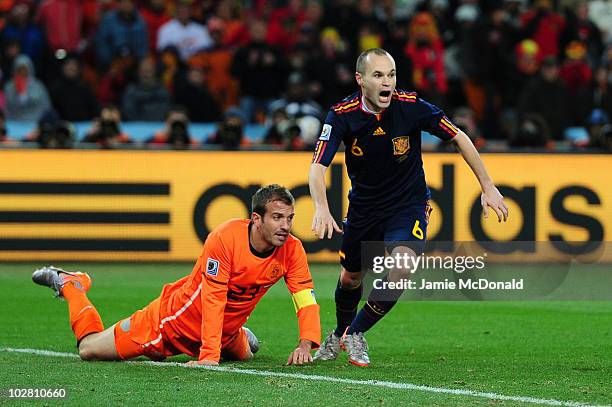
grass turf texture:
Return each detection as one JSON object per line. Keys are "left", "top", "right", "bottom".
{"left": 0, "top": 263, "right": 610, "bottom": 406}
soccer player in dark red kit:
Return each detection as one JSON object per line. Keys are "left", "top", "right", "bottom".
{"left": 309, "top": 48, "right": 508, "bottom": 366}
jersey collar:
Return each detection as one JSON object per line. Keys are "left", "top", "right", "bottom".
{"left": 360, "top": 94, "right": 386, "bottom": 120}
{"left": 248, "top": 222, "right": 276, "bottom": 258}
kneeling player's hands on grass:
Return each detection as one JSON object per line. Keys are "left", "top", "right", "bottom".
{"left": 286, "top": 340, "right": 314, "bottom": 365}
{"left": 186, "top": 359, "right": 219, "bottom": 366}
{"left": 312, "top": 208, "right": 342, "bottom": 239}
{"left": 481, "top": 186, "right": 509, "bottom": 222}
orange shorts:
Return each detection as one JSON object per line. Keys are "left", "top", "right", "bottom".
{"left": 113, "top": 297, "right": 251, "bottom": 362}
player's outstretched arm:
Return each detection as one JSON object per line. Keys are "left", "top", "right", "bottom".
{"left": 309, "top": 163, "right": 342, "bottom": 239}
{"left": 286, "top": 339, "right": 314, "bottom": 365}
{"left": 452, "top": 130, "right": 509, "bottom": 222}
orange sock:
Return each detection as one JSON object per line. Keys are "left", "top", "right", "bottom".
{"left": 62, "top": 283, "right": 104, "bottom": 341}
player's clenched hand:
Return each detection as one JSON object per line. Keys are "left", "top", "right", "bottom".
{"left": 286, "top": 341, "right": 313, "bottom": 365}
{"left": 186, "top": 359, "right": 219, "bottom": 367}
{"left": 481, "top": 186, "right": 509, "bottom": 222}
{"left": 312, "top": 207, "right": 342, "bottom": 239}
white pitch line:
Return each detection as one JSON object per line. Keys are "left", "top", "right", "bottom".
{"left": 1, "top": 347, "right": 607, "bottom": 407}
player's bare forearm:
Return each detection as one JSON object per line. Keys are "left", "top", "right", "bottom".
{"left": 453, "top": 131, "right": 509, "bottom": 221}
{"left": 309, "top": 164, "right": 341, "bottom": 238}
{"left": 309, "top": 164, "right": 330, "bottom": 210}
{"left": 452, "top": 130, "right": 494, "bottom": 191}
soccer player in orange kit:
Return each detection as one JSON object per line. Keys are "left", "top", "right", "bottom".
{"left": 32, "top": 185, "right": 321, "bottom": 366}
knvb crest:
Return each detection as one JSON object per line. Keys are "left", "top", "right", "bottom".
{"left": 392, "top": 136, "right": 410, "bottom": 155}
{"left": 268, "top": 263, "right": 282, "bottom": 280}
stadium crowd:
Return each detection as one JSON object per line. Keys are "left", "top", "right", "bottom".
{"left": 0, "top": 0, "right": 610, "bottom": 151}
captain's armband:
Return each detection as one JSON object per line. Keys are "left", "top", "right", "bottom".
{"left": 291, "top": 289, "right": 317, "bottom": 313}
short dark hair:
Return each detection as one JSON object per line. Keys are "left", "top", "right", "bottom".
{"left": 356, "top": 48, "right": 391, "bottom": 74}
{"left": 251, "top": 184, "right": 295, "bottom": 216}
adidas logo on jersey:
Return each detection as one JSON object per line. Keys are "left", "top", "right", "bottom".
{"left": 373, "top": 127, "right": 386, "bottom": 136}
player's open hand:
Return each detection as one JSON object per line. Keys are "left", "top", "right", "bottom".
{"left": 186, "top": 359, "right": 219, "bottom": 367}
{"left": 312, "top": 208, "right": 342, "bottom": 239}
{"left": 286, "top": 341, "right": 313, "bottom": 365}
{"left": 481, "top": 186, "right": 509, "bottom": 222}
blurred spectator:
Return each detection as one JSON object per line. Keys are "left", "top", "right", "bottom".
{"left": 147, "top": 107, "right": 197, "bottom": 148}
{"left": 472, "top": 5, "right": 520, "bottom": 138}
{"left": 587, "top": 64, "right": 612, "bottom": 123}
{"left": 4, "top": 54, "right": 51, "bottom": 121}
{"left": 509, "top": 112, "right": 552, "bottom": 148}
{"left": 263, "top": 109, "right": 318, "bottom": 150}
{"left": 187, "top": 17, "right": 239, "bottom": 110}
{"left": 452, "top": 106, "right": 485, "bottom": 148}
{"left": 559, "top": 41, "right": 592, "bottom": 126}
{"left": 284, "top": 122, "right": 306, "bottom": 150}
{"left": 0, "top": 109, "right": 15, "bottom": 145}
{"left": 513, "top": 39, "right": 541, "bottom": 85}
{"left": 35, "top": 0, "right": 84, "bottom": 53}
{"left": 266, "top": 0, "right": 307, "bottom": 52}
{"left": 0, "top": 38, "right": 20, "bottom": 86}
{"left": 430, "top": 0, "right": 453, "bottom": 45}
{"left": 122, "top": 57, "right": 171, "bottom": 121}
{"left": 215, "top": 0, "right": 249, "bottom": 48}
{"left": 600, "top": 125, "right": 612, "bottom": 152}
{"left": 49, "top": 55, "right": 98, "bottom": 121}
{"left": 83, "top": 105, "right": 131, "bottom": 148}
{"left": 374, "top": 0, "right": 414, "bottom": 22}
{"left": 231, "top": 18, "right": 288, "bottom": 123}
{"left": 584, "top": 109, "right": 610, "bottom": 149}
{"left": 305, "top": 0, "right": 324, "bottom": 29}
{"left": 310, "top": 27, "right": 354, "bottom": 108}
{"left": 374, "top": 0, "right": 409, "bottom": 50}
{"left": 158, "top": 46, "right": 183, "bottom": 94}
{"left": 454, "top": 3, "right": 481, "bottom": 114}
{"left": 561, "top": 1, "right": 603, "bottom": 67}
{"left": 520, "top": 0, "right": 565, "bottom": 58}
{"left": 263, "top": 107, "right": 290, "bottom": 146}
{"left": 1, "top": 1, "right": 45, "bottom": 69}
{"left": 357, "top": 23, "right": 383, "bottom": 54}
{"left": 404, "top": 12, "right": 447, "bottom": 106}
{"left": 207, "top": 107, "right": 249, "bottom": 150}
{"left": 518, "top": 56, "right": 570, "bottom": 140}
{"left": 174, "top": 65, "right": 221, "bottom": 122}
{"left": 157, "top": 0, "right": 212, "bottom": 62}
{"left": 140, "top": 0, "right": 170, "bottom": 52}
{"left": 287, "top": 26, "right": 318, "bottom": 75}
{"left": 268, "top": 71, "right": 322, "bottom": 121}
{"left": 97, "top": 52, "right": 136, "bottom": 106}
{"left": 35, "top": 110, "right": 75, "bottom": 149}
{"left": 81, "top": 0, "right": 99, "bottom": 38}
{"left": 320, "top": 0, "right": 359, "bottom": 48}
{"left": 588, "top": 0, "right": 612, "bottom": 46}
{"left": 96, "top": 0, "right": 148, "bottom": 69}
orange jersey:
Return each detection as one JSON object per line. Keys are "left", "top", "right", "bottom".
{"left": 154, "top": 219, "right": 320, "bottom": 362}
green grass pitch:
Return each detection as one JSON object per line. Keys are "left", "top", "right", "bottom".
{"left": 0, "top": 263, "right": 611, "bottom": 406}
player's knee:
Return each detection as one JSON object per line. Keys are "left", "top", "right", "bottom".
{"left": 78, "top": 343, "right": 97, "bottom": 361}
{"left": 78, "top": 335, "right": 112, "bottom": 361}
{"left": 242, "top": 349, "right": 254, "bottom": 361}
{"left": 340, "top": 268, "right": 362, "bottom": 289}
{"left": 389, "top": 246, "right": 418, "bottom": 278}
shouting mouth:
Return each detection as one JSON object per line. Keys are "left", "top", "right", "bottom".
{"left": 379, "top": 90, "right": 391, "bottom": 104}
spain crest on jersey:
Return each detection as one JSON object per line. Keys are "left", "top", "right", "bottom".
{"left": 392, "top": 136, "right": 410, "bottom": 155}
